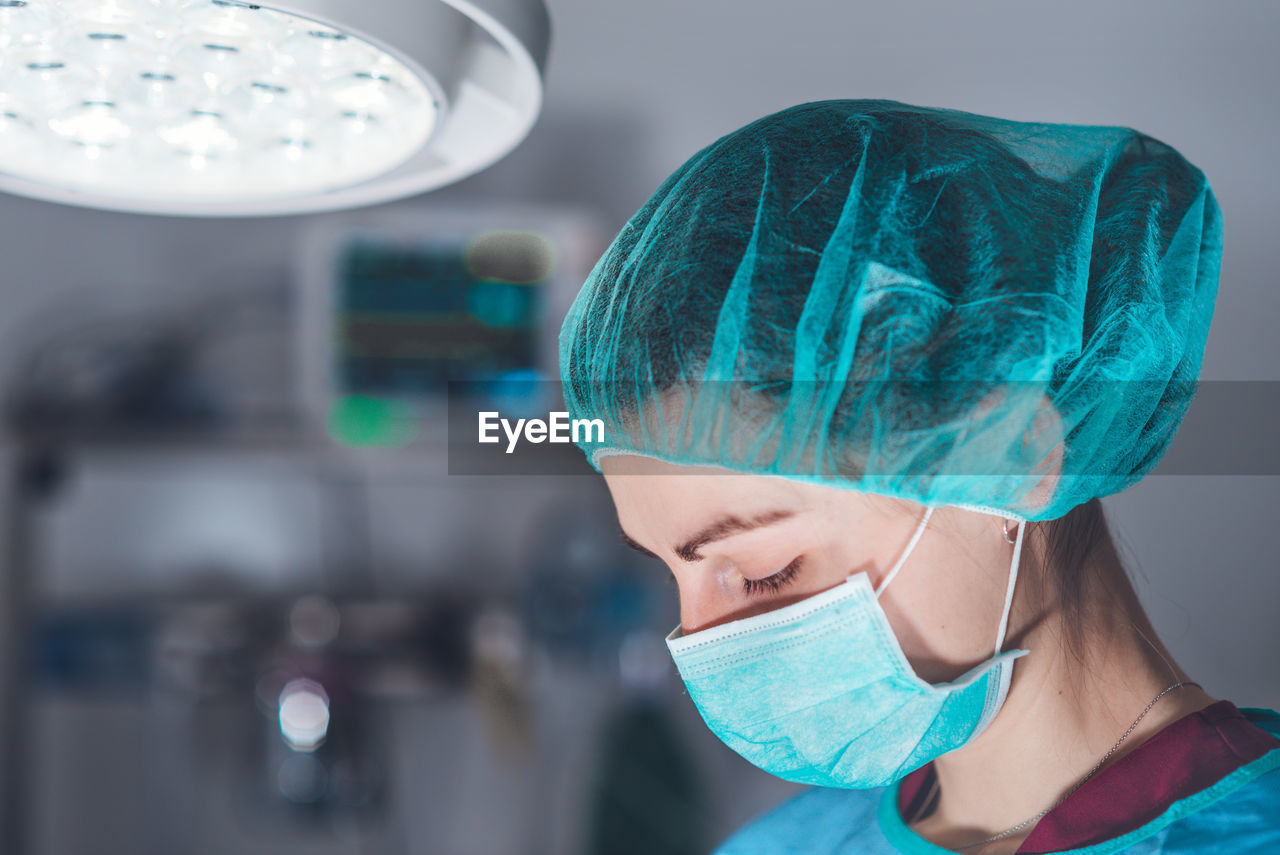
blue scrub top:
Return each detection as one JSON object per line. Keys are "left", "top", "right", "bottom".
{"left": 715, "top": 708, "right": 1280, "bottom": 855}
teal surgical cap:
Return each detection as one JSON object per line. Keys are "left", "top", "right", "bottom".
{"left": 558, "top": 100, "right": 1222, "bottom": 520}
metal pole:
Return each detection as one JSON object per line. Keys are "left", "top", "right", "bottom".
{"left": 0, "top": 445, "right": 37, "bottom": 855}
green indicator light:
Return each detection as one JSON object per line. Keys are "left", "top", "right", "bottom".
{"left": 327, "top": 395, "right": 417, "bottom": 447}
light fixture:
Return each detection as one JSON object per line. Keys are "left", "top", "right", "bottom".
{"left": 0, "top": 0, "right": 549, "bottom": 216}
{"left": 278, "top": 677, "right": 330, "bottom": 751}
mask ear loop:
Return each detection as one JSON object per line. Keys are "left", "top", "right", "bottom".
{"left": 993, "top": 519, "right": 1026, "bottom": 655}
{"left": 874, "top": 506, "right": 934, "bottom": 598}
{"left": 872, "top": 507, "right": 1025, "bottom": 657}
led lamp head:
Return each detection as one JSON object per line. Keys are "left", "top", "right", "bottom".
{"left": 0, "top": 0, "right": 549, "bottom": 215}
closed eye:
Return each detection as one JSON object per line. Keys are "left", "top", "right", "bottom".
{"left": 742, "top": 557, "right": 804, "bottom": 596}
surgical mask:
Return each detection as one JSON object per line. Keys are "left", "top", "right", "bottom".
{"left": 665, "top": 507, "right": 1030, "bottom": 789}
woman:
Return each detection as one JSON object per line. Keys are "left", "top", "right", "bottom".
{"left": 558, "top": 101, "right": 1280, "bottom": 853}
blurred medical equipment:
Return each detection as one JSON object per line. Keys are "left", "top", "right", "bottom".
{"left": 0, "top": 199, "right": 735, "bottom": 855}
{"left": 5, "top": 292, "right": 236, "bottom": 439}
{"left": 0, "top": 436, "right": 692, "bottom": 855}
{"left": 517, "top": 495, "right": 707, "bottom": 854}
{"left": 584, "top": 630, "right": 710, "bottom": 855}
{"left": 520, "top": 496, "right": 669, "bottom": 663}
{"left": 296, "top": 204, "right": 604, "bottom": 454}
{"left": 0, "top": 0, "right": 549, "bottom": 216}
{"left": 560, "top": 99, "right": 1223, "bottom": 521}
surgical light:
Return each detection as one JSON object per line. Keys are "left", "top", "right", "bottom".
{"left": 0, "top": 0, "right": 549, "bottom": 215}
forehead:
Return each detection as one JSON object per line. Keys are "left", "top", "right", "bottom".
{"left": 599, "top": 454, "right": 888, "bottom": 533}
{"left": 600, "top": 454, "right": 802, "bottom": 503}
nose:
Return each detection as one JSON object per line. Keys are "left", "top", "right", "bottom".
{"left": 676, "top": 568, "right": 827, "bottom": 635}
{"left": 676, "top": 570, "right": 741, "bottom": 635}
{"left": 676, "top": 571, "right": 798, "bottom": 635}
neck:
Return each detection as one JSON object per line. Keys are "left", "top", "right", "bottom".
{"left": 909, "top": 550, "right": 1216, "bottom": 853}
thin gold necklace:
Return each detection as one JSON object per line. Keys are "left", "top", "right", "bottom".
{"left": 933, "top": 680, "right": 1202, "bottom": 851}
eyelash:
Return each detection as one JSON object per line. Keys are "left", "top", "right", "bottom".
{"left": 741, "top": 557, "right": 804, "bottom": 596}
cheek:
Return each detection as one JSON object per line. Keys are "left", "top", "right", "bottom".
{"left": 674, "top": 549, "right": 870, "bottom": 634}
{"left": 875, "top": 546, "right": 1007, "bottom": 684}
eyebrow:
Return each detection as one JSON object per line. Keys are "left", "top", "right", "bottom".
{"left": 619, "top": 509, "right": 797, "bottom": 563}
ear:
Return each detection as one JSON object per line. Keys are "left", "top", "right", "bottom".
{"left": 963, "top": 389, "right": 1063, "bottom": 518}
{"left": 1015, "top": 395, "right": 1064, "bottom": 516}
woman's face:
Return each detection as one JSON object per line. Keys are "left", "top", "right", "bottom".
{"left": 601, "top": 454, "right": 1028, "bottom": 684}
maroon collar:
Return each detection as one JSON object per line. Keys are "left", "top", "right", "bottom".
{"left": 896, "top": 701, "right": 1280, "bottom": 853}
